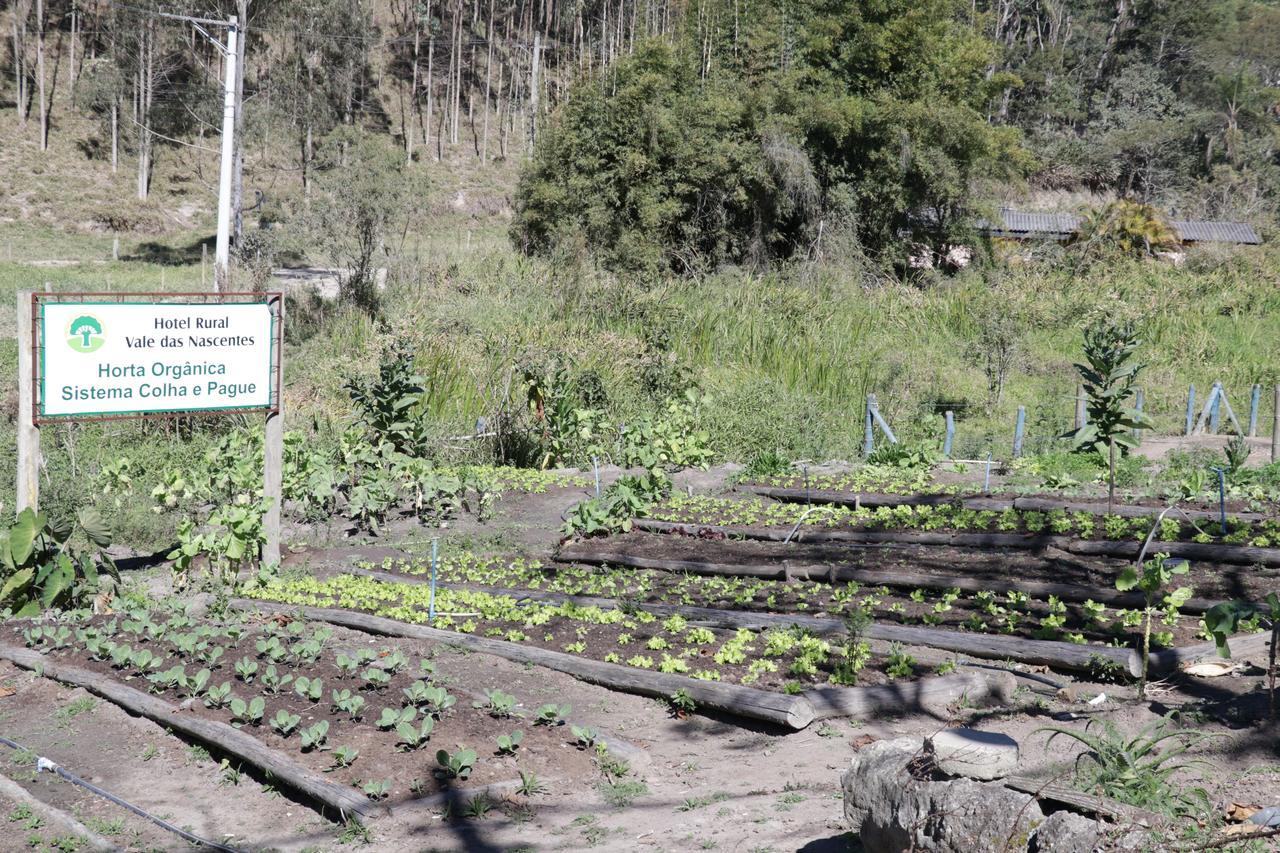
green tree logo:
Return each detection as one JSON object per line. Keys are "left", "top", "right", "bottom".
{"left": 67, "top": 315, "right": 105, "bottom": 353}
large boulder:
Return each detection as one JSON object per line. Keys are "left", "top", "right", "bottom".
{"left": 926, "top": 728, "right": 1019, "bottom": 780}
{"left": 842, "top": 738, "right": 1149, "bottom": 853}
{"left": 842, "top": 737, "right": 1045, "bottom": 852}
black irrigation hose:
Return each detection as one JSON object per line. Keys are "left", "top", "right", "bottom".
{"left": 0, "top": 735, "right": 243, "bottom": 853}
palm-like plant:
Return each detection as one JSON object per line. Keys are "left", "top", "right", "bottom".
{"left": 1038, "top": 714, "right": 1214, "bottom": 815}
{"left": 1075, "top": 200, "right": 1179, "bottom": 258}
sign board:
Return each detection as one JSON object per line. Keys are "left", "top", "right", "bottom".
{"left": 35, "top": 295, "right": 279, "bottom": 421}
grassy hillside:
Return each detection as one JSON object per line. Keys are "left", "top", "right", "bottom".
{"left": 2, "top": 76, "right": 1278, "bottom": 549}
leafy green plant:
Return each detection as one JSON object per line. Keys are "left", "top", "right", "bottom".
{"left": 436, "top": 747, "right": 477, "bottom": 780}
{"left": 1116, "top": 554, "right": 1191, "bottom": 699}
{"left": 1062, "top": 319, "right": 1152, "bottom": 512}
{"left": 300, "top": 721, "right": 330, "bottom": 751}
{"left": 668, "top": 688, "right": 696, "bottom": 719}
{"left": 204, "top": 681, "right": 232, "bottom": 708}
{"left": 534, "top": 703, "right": 570, "bottom": 726}
{"left": 377, "top": 706, "right": 416, "bottom": 730}
{"left": 396, "top": 717, "right": 435, "bottom": 750}
{"left": 359, "top": 779, "right": 391, "bottom": 800}
{"left": 474, "top": 689, "right": 516, "bottom": 718}
{"left": 294, "top": 676, "right": 323, "bottom": 702}
{"left": 495, "top": 729, "right": 523, "bottom": 755}
{"left": 270, "top": 709, "right": 301, "bottom": 736}
{"left": 1204, "top": 594, "right": 1280, "bottom": 719}
{"left": 571, "top": 725, "right": 597, "bottom": 748}
{"left": 344, "top": 343, "right": 432, "bottom": 455}
{"left": 330, "top": 745, "right": 359, "bottom": 769}
{"left": 362, "top": 667, "right": 391, "bottom": 690}
{"left": 229, "top": 696, "right": 265, "bottom": 726}
{"left": 0, "top": 508, "right": 117, "bottom": 616}
{"left": 234, "top": 657, "right": 258, "bottom": 682}
{"left": 886, "top": 643, "right": 916, "bottom": 678}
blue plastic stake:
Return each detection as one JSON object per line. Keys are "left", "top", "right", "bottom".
{"left": 1133, "top": 389, "right": 1145, "bottom": 444}
{"left": 592, "top": 457, "right": 601, "bottom": 498}
{"left": 1185, "top": 385, "right": 1196, "bottom": 436}
{"left": 943, "top": 411, "right": 955, "bottom": 459}
{"left": 1210, "top": 383, "right": 1222, "bottom": 433}
{"left": 984, "top": 452, "right": 993, "bottom": 492}
{"left": 1249, "top": 384, "right": 1261, "bottom": 437}
{"left": 1012, "top": 406, "right": 1026, "bottom": 458}
{"left": 863, "top": 397, "right": 874, "bottom": 457}
{"left": 428, "top": 538, "right": 439, "bottom": 623}
{"left": 1213, "top": 468, "right": 1227, "bottom": 536}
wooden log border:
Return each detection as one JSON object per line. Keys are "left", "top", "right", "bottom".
{"left": 568, "top": 533, "right": 1220, "bottom": 611}
{"left": 740, "top": 485, "right": 1271, "bottom": 524}
{"left": 805, "top": 671, "right": 1015, "bottom": 720}
{"left": 630, "top": 516, "right": 1280, "bottom": 569}
{"left": 229, "top": 600, "right": 817, "bottom": 730}
{"left": 0, "top": 644, "right": 382, "bottom": 821}
{"left": 555, "top": 548, "right": 1273, "bottom": 676}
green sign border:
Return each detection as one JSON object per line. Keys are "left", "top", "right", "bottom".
{"left": 38, "top": 300, "right": 278, "bottom": 419}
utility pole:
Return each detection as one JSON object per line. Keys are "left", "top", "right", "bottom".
{"left": 159, "top": 11, "right": 238, "bottom": 292}
{"left": 213, "top": 17, "right": 238, "bottom": 292}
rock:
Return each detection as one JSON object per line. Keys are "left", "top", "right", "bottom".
{"left": 927, "top": 728, "right": 1019, "bottom": 780}
{"left": 1030, "top": 811, "right": 1104, "bottom": 852}
{"left": 842, "top": 737, "right": 1046, "bottom": 853}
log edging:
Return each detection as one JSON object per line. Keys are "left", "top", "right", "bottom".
{"left": 0, "top": 644, "right": 382, "bottom": 821}
{"left": 229, "top": 600, "right": 817, "bottom": 730}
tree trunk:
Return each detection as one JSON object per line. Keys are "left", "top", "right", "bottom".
{"left": 13, "top": 0, "right": 31, "bottom": 123}
{"left": 69, "top": 4, "right": 77, "bottom": 105}
{"left": 109, "top": 100, "right": 118, "bottom": 172}
{"left": 36, "top": 0, "right": 46, "bottom": 149}
{"left": 481, "top": 0, "right": 494, "bottom": 163}
{"left": 406, "top": 16, "right": 420, "bottom": 160}
{"left": 427, "top": 32, "right": 437, "bottom": 159}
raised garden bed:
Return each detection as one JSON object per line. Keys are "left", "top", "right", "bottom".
{"left": 650, "top": 495, "right": 1280, "bottom": 548}
{"left": 237, "top": 574, "right": 947, "bottom": 696}
{"left": 737, "top": 483, "right": 1277, "bottom": 522}
{"left": 350, "top": 543, "right": 1269, "bottom": 680}
{"left": 6, "top": 609, "right": 598, "bottom": 811}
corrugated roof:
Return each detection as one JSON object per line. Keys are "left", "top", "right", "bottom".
{"left": 976, "top": 208, "right": 1261, "bottom": 244}
{"left": 1170, "top": 220, "right": 1261, "bottom": 244}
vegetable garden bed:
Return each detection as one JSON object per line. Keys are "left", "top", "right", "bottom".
{"left": 737, "top": 483, "right": 1276, "bottom": 522}
{"left": 238, "top": 574, "right": 943, "bottom": 695}
{"left": 650, "top": 495, "right": 1280, "bottom": 549}
{"left": 349, "top": 544, "right": 1271, "bottom": 679}
{"left": 6, "top": 609, "right": 598, "bottom": 810}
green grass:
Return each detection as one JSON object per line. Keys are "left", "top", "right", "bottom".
{"left": 4, "top": 89, "right": 1280, "bottom": 555}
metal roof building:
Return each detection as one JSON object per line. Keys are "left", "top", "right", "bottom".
{"left": 977, "top": 208, "right": 1261, "bottom": 244}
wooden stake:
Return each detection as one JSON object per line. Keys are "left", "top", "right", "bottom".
{"left": 1273, "top": 384, "right": 1279, "bottom": 464}
{"left": 16, "top": 291, "right": 39, "bottom": 512}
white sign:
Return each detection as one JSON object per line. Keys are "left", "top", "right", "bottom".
{"left": 40, "top": 301, "right": 275, "bottom": 418}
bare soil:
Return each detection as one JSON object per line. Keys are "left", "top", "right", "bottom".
{"left": 2, "top": 472, "right": 1279, "bottom": 850}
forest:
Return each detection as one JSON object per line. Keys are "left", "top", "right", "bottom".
{"left": 4, "top": 0, "right": 1277, "bottom": 272}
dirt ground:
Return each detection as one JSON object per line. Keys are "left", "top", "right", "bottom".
{"left": 2, "top": 450, "right": 1279, "bottom": 851}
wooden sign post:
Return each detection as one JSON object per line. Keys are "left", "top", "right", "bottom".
{"left": 16, "top": 291, "right": 284, "bottom": 566}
